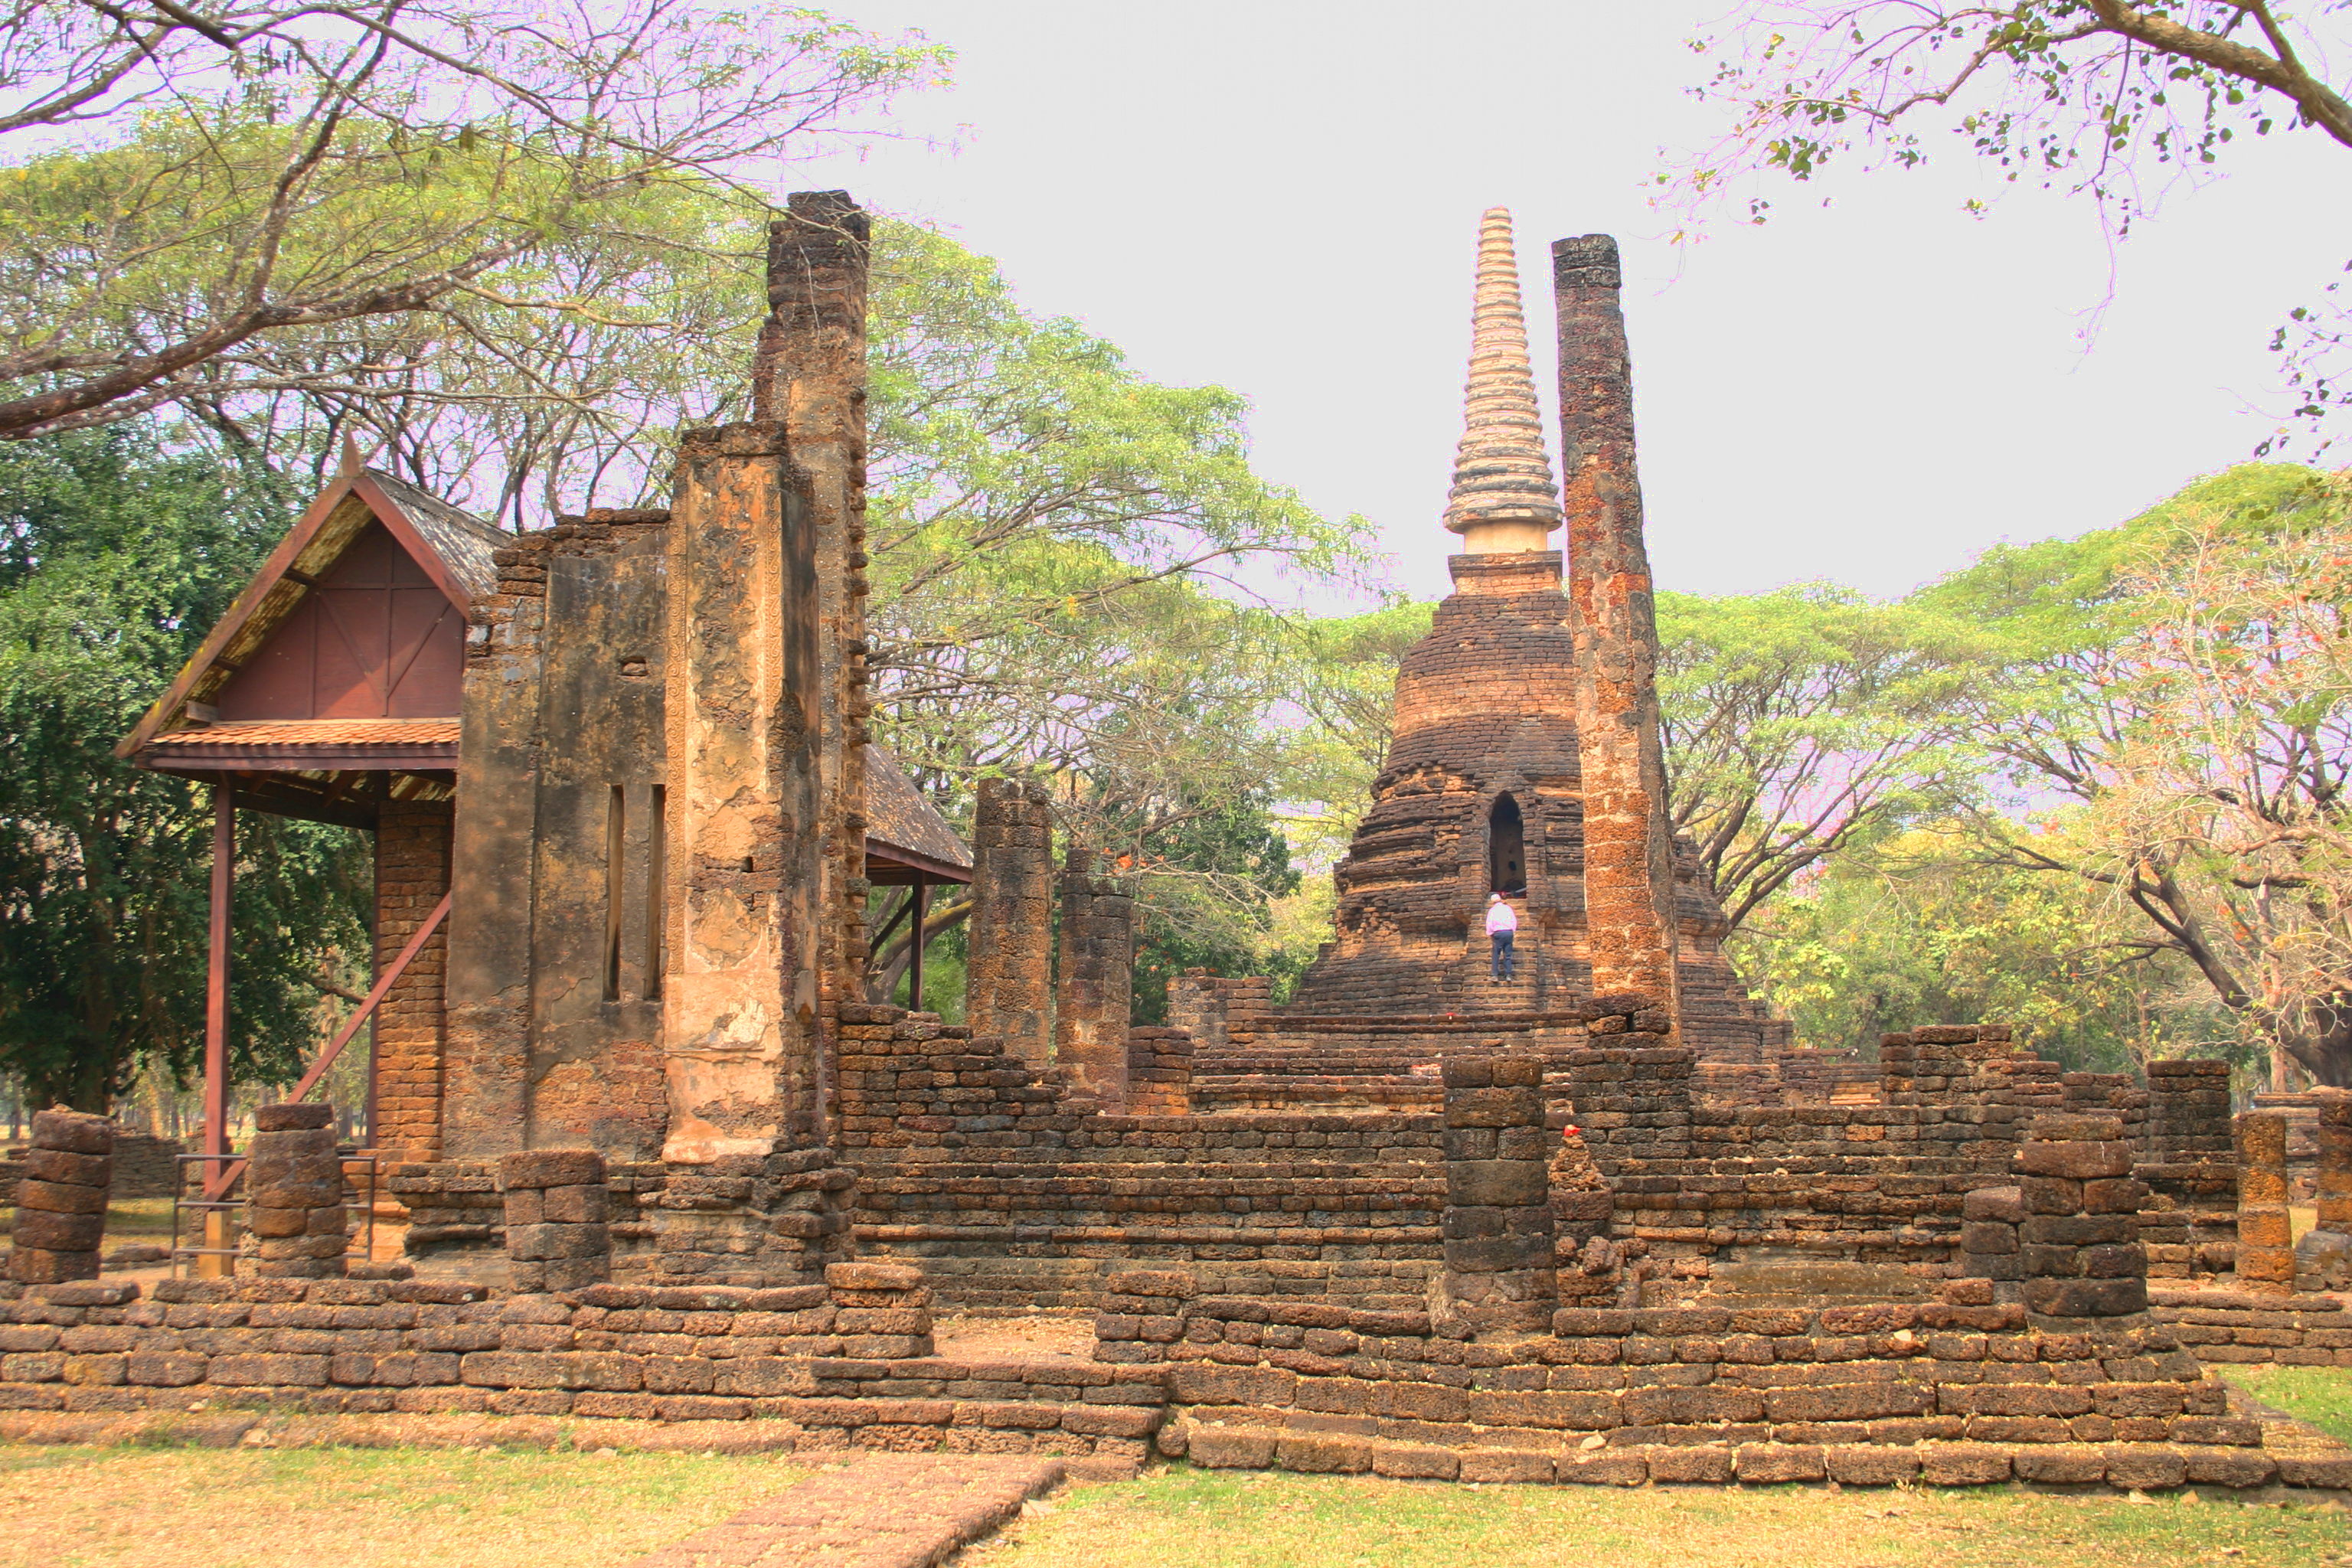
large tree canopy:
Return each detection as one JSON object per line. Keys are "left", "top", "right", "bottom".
{"left": 0, "top": 0, "right": 943, "bottom": 445}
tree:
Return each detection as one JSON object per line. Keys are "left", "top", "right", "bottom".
{"left": 1657, "top": 585, "right": 1986, "bottom": 929}
{"left": 0, "top": 0, "right": 943, "bottom": 443}
{"left": 0, "top": 426, "right": 368, "bottom": 1110}
{"left": 1925, "top": 461, "right": 2352, "bottom": 1084}
{"left": 855, "top": 224, "right": 1370, "bottom": 1000}
{"left": 1732, "top": 822, "right": 2234, "bottom": 1070}
{"left": 1668, "top": 5, "right": 2352, "bottom": 444}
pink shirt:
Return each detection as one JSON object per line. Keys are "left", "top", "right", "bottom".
{"left": 1485, "top": 900, "right": 1518, "bottom": 935}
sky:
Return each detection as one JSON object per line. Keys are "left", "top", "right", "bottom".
{"left": 789, "top": 2, "right": 2352, "bottom": 606}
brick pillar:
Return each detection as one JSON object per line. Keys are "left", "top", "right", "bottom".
{"left": 825, "top": 1259, "right": 936, "bottom": 1357}
{"left": 2014, "top": 1112, "right": 2146, "bottom": 1320}
{"left": 1553, "top": 234, "right": 1678, "bottom": 1031}
{"left": 761, "top": 191, "right": 874, "bottom": 1119}
{"left": 372, "top": 800, "right": 451, "bottom": 1162}
{"left": 1055, "top": 849, "right": 1134, "bottom": 1108}
{"left": 2235, "top": 1111, "right": 2295, "bottom": 1298}
{"left": 2140, "top": 1059, "right": 2238, "bottom": 1279}
{"left": 660, "top": 420, "right": 825, "bottom": 1162}
{"left": 6, "top": 1109, "right": 113, "bottom": 1284}
{"left": 965, "top": 777, "right": 1054, "bottom": 1070}
{"left": 2298, "top": 1092, "right": 2351, "bottom": 1290}
{"left": 1439, "top": 1057, "right": 1556, "bottom": 1334}
{"left": 501, "top": 1148, "right": 612, "bottom": 1294}
{"left": 245, "top": 1102, "right": 347, "bottom": 1279}
{"left": 1125, "top": 1027, "right": 1194, "bottom": 1116}
{"left": 1959, "top": 1184, "right": 2024, "bottom": 1300}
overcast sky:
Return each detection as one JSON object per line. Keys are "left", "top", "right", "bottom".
{"left": 790, "top": 2, "right": 2352, "bottom": 606}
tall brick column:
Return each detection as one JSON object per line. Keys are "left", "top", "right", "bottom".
{"left": 760, "top": 191, "right": 874, "bottom": 1119}
{"left": 245, "top": 1102, "right": 348, "bottom": 1279}
{"left": 2235, "top": 1111, "right": 2295, "bottom": 1298}
{"left": 965, "top": 778, "right": 1054, "bottom": 1070}
{"left": 1439, "top": 1057, "right": 1556, "bottom": 1333}
{"left": 1054, "top": 849, "right": 1135, "bottom": 1108}
{"left": 1553, "top": 234, "right": 1678, "bottom": 1029}
{"left": 371, "top": 799, "right": 451, "bottom": 1162}
{"left": 2297, "top": 1091, "right": 2350, "bottom": 1290}
{"left": 659, "top": 419, "right": 825, "bottom": 1162}
{"left": 502, "top": 1148, "right": 611, "bottom": 1294}
{"left": 7, "top": 1109, "right": 113, "bottom": 1284}
{"left": 2015, "top": 1112, "right": 2147, "bottom": 1320}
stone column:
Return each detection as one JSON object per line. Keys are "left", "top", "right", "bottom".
{"left": 760, "top": 191, "right": 874, "bottom": 1116}
{"left": 2141, "top": 1059, "right": 2239, "bottom": 1279}
{"left": 2235, "top": 1111, "right": 2295, "bottom": 1298}
{"left": 2015, "top": 1112, "right": 2147, "bottom": 1320}
{"left": 7, "top": 1109, "right": 114, "bottom": 1284}
{"left": 660, "top": 420, "right": 825, "bottom": 1162}
{"left": 2297, "top": 1092, "right": 2350, "bottom": 1290}
{"left": 245, "top": 1102, "right": 348, "bottom": 1279}
{"left": 1553, "top": 234, "right": 1678, "bottom": 1029}
{"left": 501, "top": 1148, "right": 611, "bottom": 1294}
{"left": 965, "top": 777, "right": 1054, "bottom": 1070}
{"left": 1959, "top": 1183, "right": 2024, "bottom": 1300}
{"left": 1054, "top": 849, "right": 1135, "bottom": 1108}
{"left": 1439, "top": 1057, "right": 1556, "bottom": 1333}
{"left": 825, "top": 1259, "right": 935, "bottom": 1358}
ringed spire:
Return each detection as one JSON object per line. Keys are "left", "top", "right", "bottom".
{"left": 1442, "top": 207, "right": 1563, "bottom": 553}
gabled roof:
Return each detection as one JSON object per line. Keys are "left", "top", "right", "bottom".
{"left": 116, "top": 466, "right": 504, "bottom": 760}
{"left": 861, "top": 744, "right": 974, "bottom": 883}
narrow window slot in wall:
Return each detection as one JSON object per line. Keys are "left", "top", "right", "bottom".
{"left": 603, "top": 785, "right": 626, "bottom": 1001}
{"left": 645, "top": 784, "right": 666, "bottom": 1000}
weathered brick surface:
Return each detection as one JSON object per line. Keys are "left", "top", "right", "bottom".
{"left": 8, "top": 1111, "right": 115, "bottom": 1285}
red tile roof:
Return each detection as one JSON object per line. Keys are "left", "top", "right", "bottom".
{"left": 149, "top": 719, "right": 461, "bottom": 747}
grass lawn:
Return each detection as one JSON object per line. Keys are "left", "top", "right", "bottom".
{"left": 2222, "top": 1364, "right": 2352, "bottom": 1444}
{"left": 0, "top": 1444, "right": 802, "bottom": 1568}
{"left": 972, "top": 1464, "right": 2352, "bottom": 1568}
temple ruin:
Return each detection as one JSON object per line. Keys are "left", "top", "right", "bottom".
{"left": 4, "top": 194, "right": 2347, "bottom": 1495}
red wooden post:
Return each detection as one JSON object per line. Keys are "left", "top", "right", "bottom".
{"left": 909, "top": 881, "right": 927, "bottom": 1013}
{"left": 201, "top": 786, "right": 234, "bottom": 1276}
{"left": 204, "top": 786, "right": 233, "bottom": 1161}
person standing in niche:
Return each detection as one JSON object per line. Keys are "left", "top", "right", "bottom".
{"left": 1486, "top": 891, "right": 1519, "bottom": 982}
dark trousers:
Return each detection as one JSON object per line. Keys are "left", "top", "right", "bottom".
{"left": 1490, "top": 929, "right": 1514, "bottom": 981}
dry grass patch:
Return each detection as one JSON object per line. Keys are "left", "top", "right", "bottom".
{"left": 0, "top": 1442, "right": 799, "bottom": 1568}
{"left": 972, "top": 1464, "right": 2352, "bottom": 1568}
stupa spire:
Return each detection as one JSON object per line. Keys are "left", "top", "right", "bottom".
{"left": 1442, "top": 207, "right": 1563, "bottom": 554}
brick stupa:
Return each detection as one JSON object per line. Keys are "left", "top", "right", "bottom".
{"left": 1285, "top": 210, "right": 1785, "bottom": 1064}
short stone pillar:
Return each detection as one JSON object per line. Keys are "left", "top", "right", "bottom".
{"left": 1439, "top": 1057, "right": 1556, "bottom": 1334}
{"left": 2141, "top": 1059, "right": 2239, "bottom": 1278}
{"left": 965, "top": 778, "right": 1054, "bottom": 1070}
{"left": 502, "top": 1148, "right": 612, "bottom": 1293}
{"left": 2297, "top": 1092, "right": 2350, "bottom": 1290}
{"left": 2235, "top": 1111, "right": 2295, "bottom": 1298}
{"left": 7, "top": 1109, "right": 115, "bottom": 1284}
{"left": 245, "top": 1102, "right": 348, "bottom": 1279}
{"left": 2014, "top": 1112, "right": 2147, "bottom": 1320}
{"left": 825, "top": 1259, "right": 935, "bottom": 1357}
{"left": 1959, "top": 1184, "right": 2025, "bottom": 1300}
{"left": 1055, "top": 848, "right": 1135, "bottom": 1108}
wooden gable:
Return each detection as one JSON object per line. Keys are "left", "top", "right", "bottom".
{"left": 214, "top": 521, "right": 465, "bottom": 722}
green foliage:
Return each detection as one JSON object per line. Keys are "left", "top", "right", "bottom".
{"left": 1732, "top": 825, "right": 2234, "bottom": 1070}
{"left": 1656, "top": 584, "right": 1988, "bottom": 929}
{"left": 0, "top": 427, "right": 367, "bottom": 1110}
{"left": 858, "top": 221, "right": 1370, "bottom": 998}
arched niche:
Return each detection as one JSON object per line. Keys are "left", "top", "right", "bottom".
{"left": 1488, "top": 792, "right": 1527, "bottom": 894}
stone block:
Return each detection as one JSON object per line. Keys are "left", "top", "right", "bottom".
{"left": 254, "top": 1103, "right": 334, "bottom": 1132}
